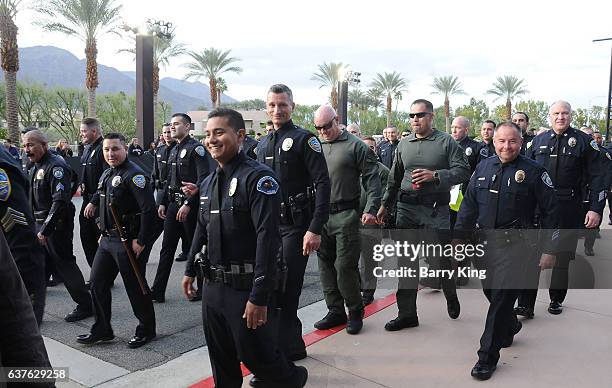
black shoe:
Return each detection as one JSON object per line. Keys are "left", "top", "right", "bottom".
{"left": 471, "top": 362, "right": 496, "bottom": 380}
{"left": 127, "top": 334, "right": 156, "bottom": 349}
{"left": 548, "top": 301, "right": 563, "bottom": 315}
{"left": 447, "top": 297, "right": 460, "bottom": 319}
{"left": 514, "top": 306, "right": 534, "bottom": 319}
{"left": 346, "top": 309, "right": 364, "bottom": 335}
{"left": 501, "top": 321, "right": 522, "bottom": 348}
{"left": 584, "top": 246, "right": 595, "bottom": 256}
{"left": 288, "top": 349, "right": 307, "bottom": 361}
{"left": 175, "top": 253, "right": 187, "bottom": 262}
{"left": 76, "top": 332, "right": 114, "bottom": 344}
{"left": 314, "top": 311, "right": 347, "bottom": 330}
{"left": 384, "top": 316, "right": 419, "bottom": 331}
{"left": 249, "top": 366, "right": 308, "bottom": 388}
{"left": 361, "top": 290, "right": 375, "bottom": 306}
{"left": 64, "top": 307, "right": 93, "bottom": 322}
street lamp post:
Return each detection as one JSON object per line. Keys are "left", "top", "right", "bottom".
{"left": 337, "top": 70, "right": 361, "bottom": 126}
{"left": 593, "top": 38, "right": 612, "bottom": 143}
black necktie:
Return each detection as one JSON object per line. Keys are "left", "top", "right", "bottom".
{"left": 551, "top": 134, "right": 562, "bottom": 183}
{"left": 483, "top": 164, "right": 504, "bottom": 229}
{"left": 208, "top": 169, "right": 224, "bottom": 261}
{"left": 265, "top": 132, "right": 277, "bottom": 169}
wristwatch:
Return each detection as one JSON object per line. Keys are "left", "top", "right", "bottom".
{"left": 433, "top": 171, "right": 440, "bottom": 184}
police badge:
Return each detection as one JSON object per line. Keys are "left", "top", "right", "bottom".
{"left": 112, "top": 176, "right": 122, "bottom": 187}
{"left": 465, "top": 147, "right": 472, "bottom": 156}
{"left": 515, "top": 170, "right": 525, "bottom": 183}
{"left": 282, "top": 138, "right": 293, "bottom": 151}
{"left": 568, "top": 137, "right": 576, "bottom": 147}
{"left": 180, "top": 149, "right": 187, "bottom": 158}
{"left": 229, "top": 178, "right": 237, "bottom": 196}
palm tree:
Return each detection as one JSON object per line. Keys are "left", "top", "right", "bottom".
{"left": 365, "top": 88, "right": 384, "bottom": 111}
{"left": 215, "top": 77, "right": 227, "bottom": 108}
{"left": 0, "top": 0, "right": 20, "bottom": 143}
{"left": 35, "top": 0, "right": 122, "bottom": 117}
{"left": 487, "top": 75, "right": 528, "bottom": 120}
{"left": 311, "top": 62, "right": 347, "bottom": 111}
{"left": 183, "top": 48, "right": 242, "bottom": 109}
{"left": 370, "top": 71, "right": 408, "bottom": 127}
{"left": 431, "top": 75, "right": 465, "bottom": 133}
{"left": 118, "top": 21, "right": 185, "bottom": 123}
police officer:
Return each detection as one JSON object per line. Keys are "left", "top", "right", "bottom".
{"left": 360, "top": 137, "right": 389, "bottom": 306}
{"left": 77, "top": 133, "right": 156, "bottom": 348}
{"left": 150, "top": 123, "right": 189, "bottom": 261}
{"left": 0, "top": 228, "right": 54, "bottom": 388}
{"left": 516, "top": 100, "right": 605, "bottom": 316}
{"left": 0, "top": 145, "right": 47, "bottom": 325}
{"left": 182, "top": 108, "right": 307, "bottom": 388}
{"left": 79, "top": 117, "right": 109, "bottom": 268}
{"left": 377, "top": 99, "right": 470, "bottom": 331}
{"left": 477, "top": 120, "right": 496, "bottom": 165}
{"left": 152, "top": 113, "right": 212, "bottom": 302}
{"left": 377, "top": 126, "right": 399, "bottom": 169}
{"left": 455, "top": 122, "right": 559, "bottom": 380}
{"left": 241, "top": 132, "right": 258, "bottom": 159}
{"left": 23, "top": 129, "right": 92, "bottom": 322}
{"left": 255, "top": 84, "right": 331, "bottom": 360}
{"left": 511, "top": 112, "right": 534, "bottom": 155}
{"left": 312, "top": 106, "right": 381, "bottom": 335}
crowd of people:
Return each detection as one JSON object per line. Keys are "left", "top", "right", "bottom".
{"left": 1, "top": 83, "right": 611, "bottom": 387}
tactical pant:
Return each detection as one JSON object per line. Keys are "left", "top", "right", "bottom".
{"left": 0, "top": 231, "right": 53, "bottom": 388}
{"left": 360, "top": 226, "right": 382, "bottom": 292}
{"left": 394, "top": 203, "right": 456, "bottom": 319}
{"left": 37, "top": 205, "right": 91, "bottom": 311}
{"left": 152, "top": 201, "right": 200, "bottom": 298}
{"left": 90, "top": 237, "right": 156, "bottom": 337}
{"left": 79, "top": 195, "right": 101, "bottom": 267}
{"left": 318, "top": 209, "right": 363, "bottom": 314}
{"left": 277, "top": 225, "right": 309, "bottom": 358}
{"left": 202, "top": 283, "right": 302, "bottom": 388}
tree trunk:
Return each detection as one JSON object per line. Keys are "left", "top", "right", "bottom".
{"left": 4, "top": 70, "right": 19, "bottom": 142}
{"left": 506, "top": 98, "right": 512, "bottom": 120}
{"left": 331, "top": 86, "right": 338, "bottom": 111}
{"left": 153, "top": 92, "right": 159, "bottom": 129}
{"left": 85, "top": 38, "right": 99, "bottom": 117}
{"left": 209, "top": 77, "right": 217, "bottom": 108}
{"left": 386, "top": 94, "right": 392, "bottom": 127}
{"left": 217, "top": 89, "right": 221, "bottom": 108}
{"left": 444, "top": 96, "right": 450, "bottom": 133}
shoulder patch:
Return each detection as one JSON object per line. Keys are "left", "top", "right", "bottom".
{"left": 52, "top": 167, "right": 64, "bottom": 179}
{"left": 590, "top": 140, "right": 599, "bottom": 151}
{"left": 195, "top": 145, "right": 206, "bottom": 157}
{"left": 308, "top": 137, "right": 322, "bottom": 153}
{"left": 479, "top": 147, "right": 488, "bottom": 157}
{"left": 55, "top": 182, "right": 64, "bottom": 192}
{"left": 132, "top": 174, "right": 146, "bottom": 189}
{"left": 541, "top": 171, "right": 554, "bottom": 188}
{"left": 256, "top": 176, "right": 279, "bottom": 195}
{"left": 0, "top": 168, "right": 11, "bottom": 201}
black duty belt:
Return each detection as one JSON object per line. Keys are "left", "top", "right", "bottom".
{"left": 206, "top": 263, "right": 256, "bottom": 290}
{"left": 101, "top": 227, "right": 136, "bottom": 239}
{"left": 329, "top": 199, "right": 359, "bottom": 214}
{"left": 398, "top": 191, "right": 450, "bottom": 208}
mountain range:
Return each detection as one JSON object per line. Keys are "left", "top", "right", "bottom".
{"left": 0, "top": 45, "right": 237, "bottom": 113}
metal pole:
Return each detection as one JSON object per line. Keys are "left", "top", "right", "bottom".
{"left": 337, "top": 80, "right": 349, "bottom": 126}
{"left": 605, "top": 46, "right": 612, "bottom": 143}
{"left": 136, "top": 34, "right": 154, "bottom": 148}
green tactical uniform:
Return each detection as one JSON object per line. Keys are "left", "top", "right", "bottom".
{"left": 383, "top": 129, "right": 470, "bottom": 319}
{"left": 319, "top": 130, "right": 381, "bottom": 313}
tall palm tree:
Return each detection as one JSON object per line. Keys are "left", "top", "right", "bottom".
{"left": 487, "top": 75, "right": 528, "bottom": 120}
{"left": 365, "top": 88, "right": 384, "bottom": 111}
{"left": 118, "top": 21, "right": 185, "bottom": 122}
{"left": 370, "top": 71, "right": 408, "bottom": 127}
{"left": 0, "top": 0, "right": 19, "bottom": 143}
{"left": 35, "top": 0, "right": 122, "bottom": 117}
{"left": 311, "top": 62, "right": 347, "bottom": 111}
{"left": 215, "top": 77, "right": 227, "bottom": 108}
{"left": 431, "top": 75, "right": 465, "bottom": 133}
{"left": 183, "top": 48, "right": 242, "bottom": 109}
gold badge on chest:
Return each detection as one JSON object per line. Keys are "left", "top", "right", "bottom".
{"left": 36, "top": 169, "right": 45, "bottom": 180}
{"left": 515, "top": 170, "right": 525, "bottom": 183}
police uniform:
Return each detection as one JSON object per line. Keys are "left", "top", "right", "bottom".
{"left": 85, "top": 159, "right": 156, "bottom": 344}
{"left": 383, "top": 129, "right": 470, "bottom": 327}
{"left": 520, "top": 133, "right": 535, "bottom": 155}
{"left": 186, "top": 151, "right": 307, "bottom": 388}
{"left": 377, "top": 139, "right": 399, "bottom": 169}
{"left": 256, "top": 120, "right": 331, "bottom": 358}
{"left": 455, "top": 154, "right": 558, "bottom": 378}
{"left": 477, "top": 141, "right": 495, "bottom": 165}
{"left": 152, "top": 135, "right": 212, "bottom": 301}
{"left": 458, "top": 136, "right": 480, "bottom": 173}
{"left": 359, "top": 161, "right": 389, "bottom": 303}
{"left": 517, "top": 127, "right": 606, "bottom": 313}
{"left": 29, "top": 150, "right": 92, "bottom": 320}
{"left": 242, "top": 135, "right": 258, "bottom": 160}
{"left": 79, "top": 136, "right": 108, "bottom": 267}
{"left": 0, "top": 147, "right": 46, "bottom": 325}
{"left": 583, "top": 144, "right": 612, "bottom": 253}
{"left": 0, "top": 229, "right": 53, "bottom": 387}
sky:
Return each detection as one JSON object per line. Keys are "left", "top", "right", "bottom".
{"left": 15, "top": 0, "right": 612, "bottom": 112}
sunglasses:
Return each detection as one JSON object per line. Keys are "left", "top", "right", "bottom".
{"left": 408, "top": 112, "right": 432, "bottom": 119}
{"left": 314, "top": 117, "right": 336, "bottom": 131}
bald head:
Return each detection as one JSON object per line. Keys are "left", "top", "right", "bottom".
{"left": 314, "top": 105, "right": 341, "bottom": 142}
{"left": 314, "top": 105, "right": 336, "bottom": 122}
{"left": 451, "top": 116, "right": 470, "bottom": 141}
